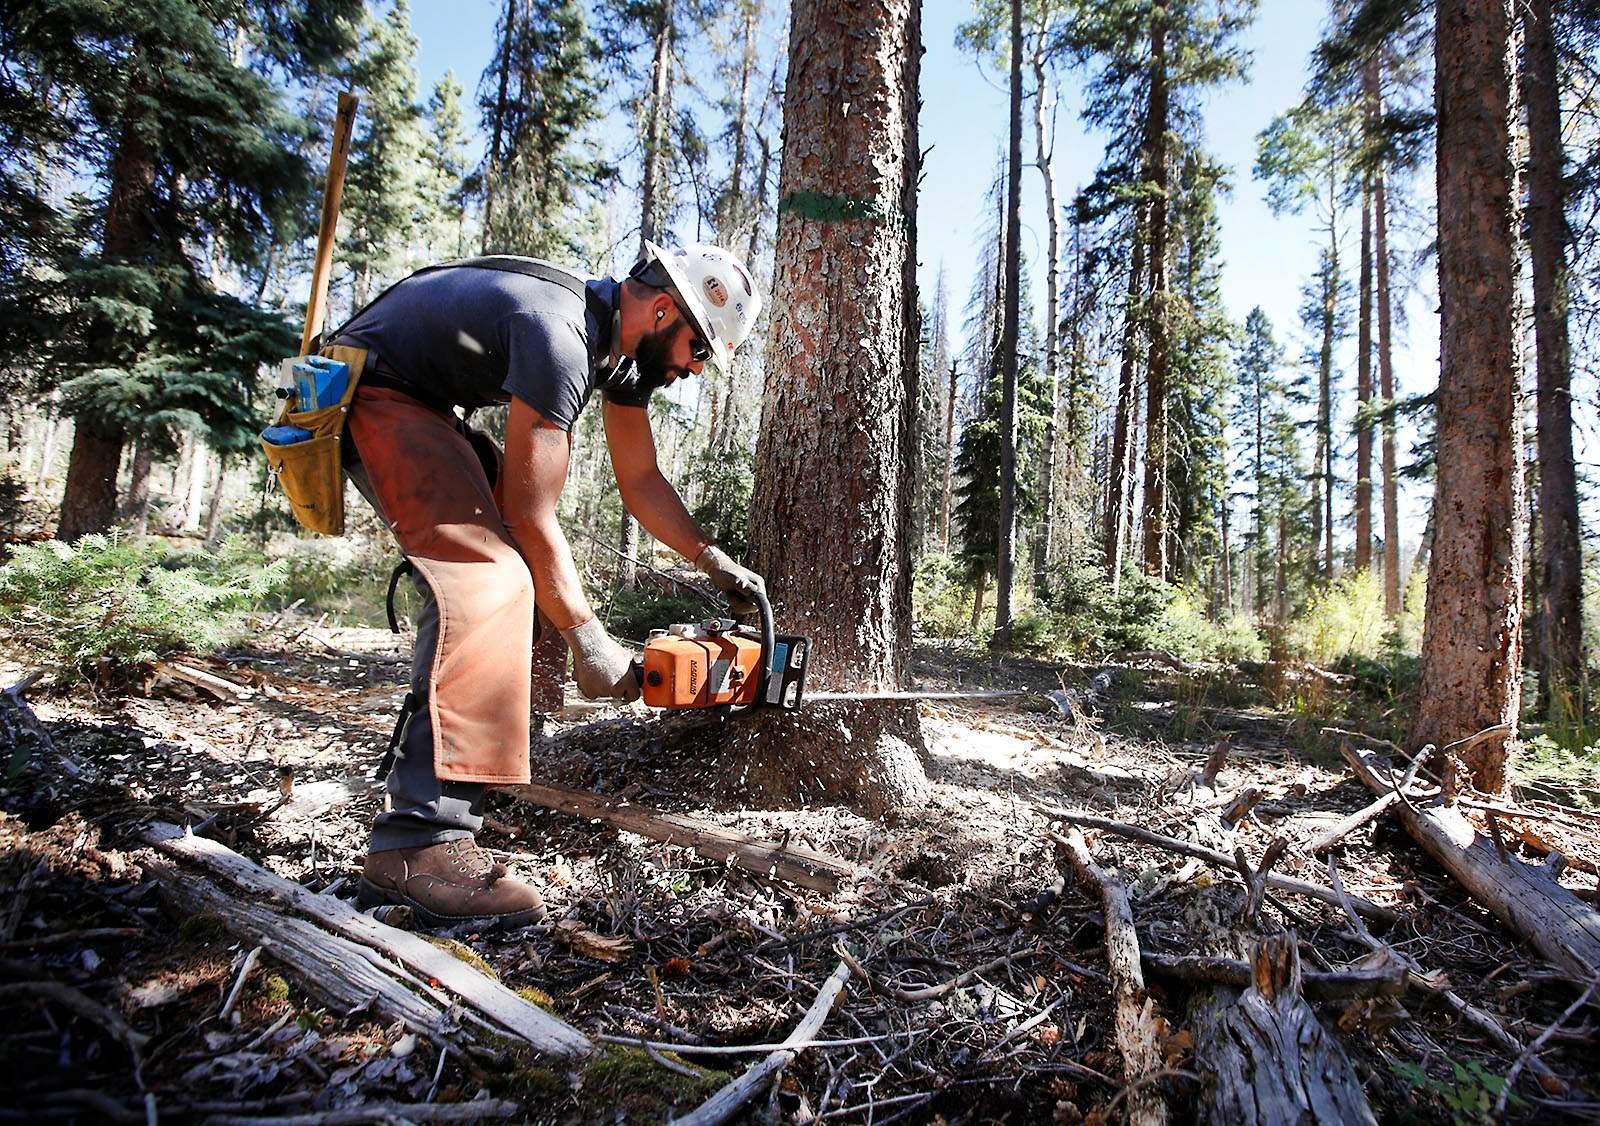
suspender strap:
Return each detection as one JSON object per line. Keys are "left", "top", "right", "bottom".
{"left": 385, "top": 558, "right": 415, "bottom": 633}
{"left": 376, "top": 690, "right": 420, "bottom": 782}
{"left": 324, "top": 255, "right": 588, "bottom": 346}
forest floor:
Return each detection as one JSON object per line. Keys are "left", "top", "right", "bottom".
{"left": 1, "top": 616, "right": 1598, "bottom": 1124}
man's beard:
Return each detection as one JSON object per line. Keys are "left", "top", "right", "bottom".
{"left": 632, "top": 323, "right": 685, "bottom": 391}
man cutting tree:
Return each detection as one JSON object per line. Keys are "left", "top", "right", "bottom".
{"left": 323, "top": 242, "right": 765, "bottom": 927}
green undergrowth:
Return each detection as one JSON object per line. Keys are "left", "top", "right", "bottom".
{"left": 267, "top": 532, "right": 396, "bottom": 628}
{"left": 0, "top": 532, "right": 286, "bottom": 680}
{"left": 491, "top": 1043, "right": 728, "bottom": 1115}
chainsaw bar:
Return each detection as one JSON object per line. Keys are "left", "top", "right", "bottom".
{"left": 803, "top": 689, "right": 1029, "bottom": 703}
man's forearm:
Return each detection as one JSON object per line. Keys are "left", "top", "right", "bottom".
{"left": 621, "top": 471, "right": 714, "bottom": 562}
{"left": 505, "top": 515, "right": 593, "bottom": 631}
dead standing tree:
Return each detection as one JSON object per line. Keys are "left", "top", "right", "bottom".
{"left": 740, "top": 0, "right": 928, "bottom": 815}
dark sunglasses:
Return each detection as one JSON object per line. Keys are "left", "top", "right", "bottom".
{"left": 672, "top": 298, "right": 713, "bottom": 363}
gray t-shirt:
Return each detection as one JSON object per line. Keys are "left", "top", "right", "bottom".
{"left": 335, "top": 263, "right": 650, "bottom": 429}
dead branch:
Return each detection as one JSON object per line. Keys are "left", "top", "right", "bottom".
{"left": 1217, "top": 787, "right": 1262, "bottom": 828}
{"left": 1312, "top": 747, "right": 1434, "bottom": 856}
{"left": 1040, "top": 807, "right": 1397, "bottom": 923}
{"left": 1057, "top": 828, "right": 1168, "bottom": 1126}
{"left": 1142, "top": 952, "right": 1406, "bottom": 1000}
{"left": 1236, "top": 838, "right": 1289, "bottom": 925}
{"left": 674, "top": 959, "right": 852, "bottom": 1126}
{"left": 0, "top": 981, "right": 150, "bottom": 1062}
{"left": 1200, "top": 739, "right": 1231, "bottom": 790}
{"left": 204, "top": 1100, "right": 521, "bottom": 1125}
{"left": 498, "top": 782, "right": 857, "bottom": 894}
{"left": 836, "top": 944, "right": 1035, "bottom": 1003}
{"left": 141, "top": 823, "right": 591, "bottom": 1058}
{"left": 1494, "top": 976, "right": 1600, "bottom": 1114}
{"left": 1326, "top": 854, "right": 1569, "bottom": 1096}
{"left": 1340, "top": 742, "right": 1600, "bottom": 981}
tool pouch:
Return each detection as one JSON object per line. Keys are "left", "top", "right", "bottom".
{"left": 260, "top": 344, "right": 367, "bottom": 536}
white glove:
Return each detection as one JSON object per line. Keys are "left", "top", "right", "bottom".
{"left": 560, "top": 617, "right": 641, "bottom": 701}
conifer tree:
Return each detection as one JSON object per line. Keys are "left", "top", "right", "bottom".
{"left": 423, "top": 72, "right": 473, "bottom": 259}
{"left": 1232, "top": 307, "right": 1280, "bottom": 618}
{"left": 27, "top": 0, "right": 356, "bottom": 539}
{"left": 478, "top": 0, "right": 609, "bottom": 261}
{"left": 341, "top": 0, "right": 428, "bottom": 307}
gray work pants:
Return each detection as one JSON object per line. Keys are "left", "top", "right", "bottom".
{"left": 346, "top": 459, "right": 488, "bottom": 851}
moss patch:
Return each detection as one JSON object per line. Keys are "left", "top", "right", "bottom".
{"left": 260, "top": 974, "right": 291, "bottom": 1004}
{"left": 422, "top": 935, "right": 498, "bottom": 979}
{"left": 515, "top": 984, "right": 559, "bottom": 1013}
{"left": 584, "top": 1043, "right": 728, "bottom": 1113}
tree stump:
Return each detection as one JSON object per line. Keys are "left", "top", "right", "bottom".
{"left": 722, "top": 700, "right": 928, "bottom": 817}
{"left": 1193, "top": 935, "right": 1375, "bottom": 1125}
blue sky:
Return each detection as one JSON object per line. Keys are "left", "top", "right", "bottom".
{"left": 408, "top": 0, "right": 1437, "bottom": 541}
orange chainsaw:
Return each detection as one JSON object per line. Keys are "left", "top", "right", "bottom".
{"left": 640, "top": 590, "right": 807, "bottom": 711}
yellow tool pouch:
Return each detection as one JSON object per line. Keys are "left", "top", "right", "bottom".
{"left": 260, "top": 344, "right": 367, "bottom": 536}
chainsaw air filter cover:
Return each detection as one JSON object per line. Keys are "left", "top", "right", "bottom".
{"left": 641, "top": 621, "right": 764, "bottom": 708}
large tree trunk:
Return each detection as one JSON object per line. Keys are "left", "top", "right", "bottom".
{"left": 59, "top": 108, "right": 156, "bottom": 541}
{"left": 1377, "top": 160, "right": 1401, "bottom": 615}
{"left": 204, "top": 455, "right": 230, "bottom": 545}
{"left": 992, "top": 0, "right": 1023, "bottom": 649}
{"left": 1104, "top": 221, "right": 1145, "bottom": 591}
{"left": 1139, "top": 17, "right": 1170, "bottom": 580}
{"left": 1411, "top": 0, "right": 1524, "bottom": 794}
{"left": 743, "top": 0, "right": 927, "bottom": 816}
{"left": 1525, "top": 0, "right": 1583, "bottom": 719}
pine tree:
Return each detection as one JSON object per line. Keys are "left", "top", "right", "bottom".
{"left": 478, "top": 0, "right": 610, "bottom": 262}
{"left": 423, "top": 72, "right": 473, "bottom": 259}
{"left": 28, "top": 0, "right": 356, "bottom": 539}
{"left": 341, "top": 0, "right": 428, "bottom": 308}
{"left": 1232, "top": 307, "right": 1280, "bottom": 618}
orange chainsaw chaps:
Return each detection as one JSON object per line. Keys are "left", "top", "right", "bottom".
{"left": 346, "top": 384, "right": 536, "bottom": 784}
{"left": 642, "top": 632, "right": 763, "bottom": 709}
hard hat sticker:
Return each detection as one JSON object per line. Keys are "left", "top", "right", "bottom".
{"left": 703, "top": 277, "right": 729, "bottom": 308}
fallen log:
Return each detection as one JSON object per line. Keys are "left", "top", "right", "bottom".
{"left": 1058, "top": 829, "right": 1168, "bottom": 1126}
{"left": 204, "top": 1100, "right": 521, "bottom": 1125}
{"left": 1039, "top": 806, "right": 1397, "bottom": 923}
{"left": 1339, "top": 743, "right": 1600, "bottom": 981}
{"left": 1142, "top": 952, "right": 1406, "bottom": 1001}
{"left": 141, "top": 823, "right": 591, "bottom": 1058}
{"left": 148, "top": 861, "right": 453, "bottom": 1041}
{"left": 499, "top": 782, "right": 856, "bottom": 894}
{"left": 1192, "top": 935, "right": 1376, "bottom": 1125}
{"left": 675, "top": 959, "right": 852, "bottom": 1126}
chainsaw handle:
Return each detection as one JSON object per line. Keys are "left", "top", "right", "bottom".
{"left": 754, "top": 587, "right": 776, "bottom": 696}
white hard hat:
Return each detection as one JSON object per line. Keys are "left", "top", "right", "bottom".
{"left": 642, "top": 240, "right": 762, "bottom": 369}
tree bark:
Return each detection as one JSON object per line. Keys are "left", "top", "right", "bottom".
{"left": 1377, "top": 163, "right": 1401, "bottom": 615}
{"left": 59, "top": 106, "right": 157, "bottom": 541}
{"left": 1105, "top": 219, "right": 1146, "bottom": 591}
{"left": 1525, "top": 0, "right": 1583, "bottom": 719}
{"left": 120, "top": 436, "right": 154, "bottom": 537}
{"left": 992, "top": 0, "right": 1023, "bottom": 648}
{"left": 1411, "top": 0, "right": 1524, "bottom": 794}
{"left": 204, "top": 455, "right": 230, "bottom": 545}
{"left": 745, "top": 0, "right": 927, "bottom": 815}
{"left": 1140, "top": 17, "right": 1170, "bottom": 581}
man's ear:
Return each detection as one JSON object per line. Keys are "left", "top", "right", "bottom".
{"left": 652, "top": 293, "right": 675, "bottom": 323}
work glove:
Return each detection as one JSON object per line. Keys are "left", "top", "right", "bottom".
{"left": 695, "top": 544, "right": 766, "bottom": 616}
{"left": 559, "top": 617, "right": 642, "bottom": 702}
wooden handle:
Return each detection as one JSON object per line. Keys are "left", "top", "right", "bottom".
{"left": 299, "top": 91, "right": 360, "bottom": 356}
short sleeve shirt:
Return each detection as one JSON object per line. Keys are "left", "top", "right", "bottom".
{"left": 335, "top": 263, "right": 651, "bottom": 429}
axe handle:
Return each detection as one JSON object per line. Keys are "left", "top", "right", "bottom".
{"left": 299, "top": 91, "right": 360, "bottom": 356}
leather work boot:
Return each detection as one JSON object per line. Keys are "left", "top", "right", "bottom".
{"left": 358, "top": 838, "right": 546, "bottom": 929}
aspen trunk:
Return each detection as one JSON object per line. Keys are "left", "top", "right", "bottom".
{"left": 1411, "top": 0, "right": 1524, "bottom": 794}
{"left": 742, "top": 0, "right": 927, "bottom": 815}
{"left": 120, "top": 436, "right": 154, "bottom": 537}
{"left": 1105, "top": 221, "right": 1145, "bottom": 591}
{"left": 1525, "top": 0, "right": 1583, "bottom": 718}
